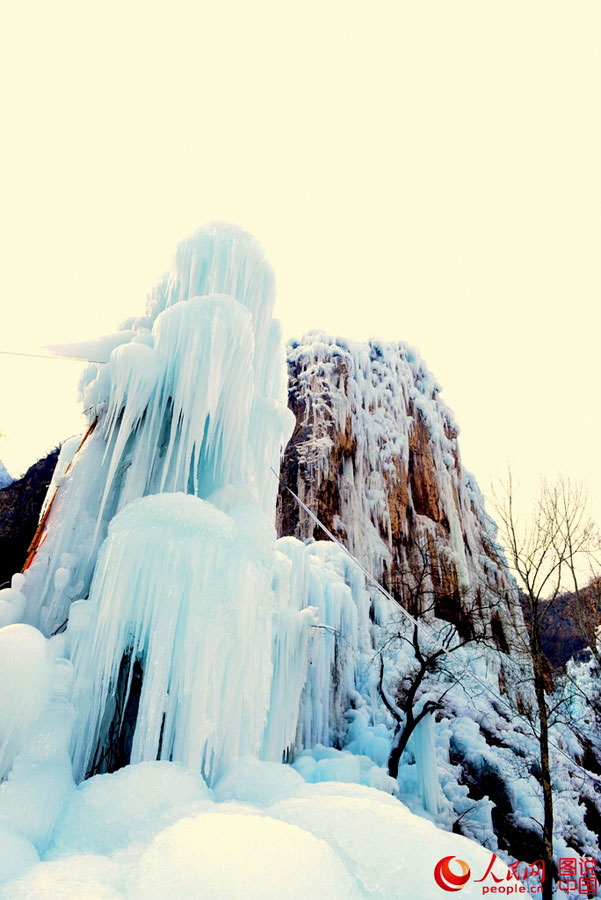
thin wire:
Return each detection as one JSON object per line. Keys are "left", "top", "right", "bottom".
{"left": 271, "top": 466, "right": 601, "bottom": 794}
{"left": 0, "top": 349, "right": 107, "bottom": 365}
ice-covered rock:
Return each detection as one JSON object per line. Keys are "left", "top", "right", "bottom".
{"left": 278, "top": 333, "right": 522, "bottom": 644}
{"left": 0, "top": 460, "right": 12, "bottom": 490}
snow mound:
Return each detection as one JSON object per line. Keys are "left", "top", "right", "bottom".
{"left": 130, "top": 813, "right": 360, "bottom": 900}
{"left": 0, "top": 830, "right": 39, "bottom": 884}
{"left": 0, "top": 758, "right": 509, "bottom": 899}
{"left": 1, "top": 854, "right": 125, "bottom": 900}
{"left": 52, "top": 761, "right": 210, "bottom": 856}
{"left": 0, "top": 625, "right": 52, "bottom": 778}
{"left": 213, "top": 755, "right": 305, "bottom": 806}
{"left": 268, "top": 790, "right": 492, "bottom": 899}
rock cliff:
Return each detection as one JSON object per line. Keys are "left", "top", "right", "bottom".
{"left": 277, "top": 332, "right": 521, "bottom": 646}
{"left": 0, "top": 449, "right": 59, "bottom": 587}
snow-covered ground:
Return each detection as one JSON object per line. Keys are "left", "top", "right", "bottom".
{"left": 0, "top": 758, "right": 508, "bottom": 899}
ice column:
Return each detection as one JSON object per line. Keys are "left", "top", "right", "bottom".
{"left": 69, "top": 494, "right": 275, "bottom": 783}
{"left": 45, "top": 225, "right": 295, "bottom": 783}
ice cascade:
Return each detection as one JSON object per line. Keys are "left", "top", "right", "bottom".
{"left": 2, "top": 224, "right": 455, "bottom": 818}
{"left": 14, "top": 224, "right": 309, "bottom": 785}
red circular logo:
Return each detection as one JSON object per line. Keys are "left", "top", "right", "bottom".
{"left": 434, "top": 856, "right": 471, "bottom": 892}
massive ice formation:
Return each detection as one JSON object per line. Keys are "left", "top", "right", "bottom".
{"left": 7, "top": 225, "right": 406, "bottom": 793}
{"left": 69, "top": 494, "right": 275, "bottom": 782}
{"left": 15, "top": 224, "right": 305, "bottom": 785}
{"left": 23, "top": 226, "right": 292, "bottom": 636}
{"left": 0, "top": 224, "right": 519, "bottom": 804}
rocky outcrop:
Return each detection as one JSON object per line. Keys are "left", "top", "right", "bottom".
{"left": 0, "top": 460, "right": 12, "bottom": 491}
{"left": 0, "top": 449, "right": 59, "bottom": 587}
{"left": 277, "top": 333, "right": 520, "bottom": 644}
{"left": 522, "top": 578, "right": 601, "bottom": 669}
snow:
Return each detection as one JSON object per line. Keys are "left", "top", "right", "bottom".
{"left": 267, "top": 787, "right": 497, "bottom": 899}
{"left": 0, "top": 625, "right": 53, "bottom": 778}
{"left": 130, "top": 813, "right": 361, "bottom": 900}
{"left": 0, "top": 830, "right": 39, "bottom": 884}
{"left": 0, "top": 757, "right": 509, "bottom": 899}
{"left": 52, "top": 761, "right": 210, "bottom": 856}
{"left": 213, "top": 755, "right": 305, "bottom": 806}
{"left": 1, "top": 854, "right": 125, "bottom": 900}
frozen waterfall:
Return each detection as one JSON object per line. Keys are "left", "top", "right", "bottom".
{"left": 2, "top": 224, "right": 397, "bottom": 795}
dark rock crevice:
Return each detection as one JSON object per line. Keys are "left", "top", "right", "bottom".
{"left": 0, "top": 448, "right": 59, "bottom": 586}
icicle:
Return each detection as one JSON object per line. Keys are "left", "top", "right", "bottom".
{"left": 69, "top": 493, "right": 274, "bottom": 785}
{"left": 412, "top": 713, "right": 441, "bottom": 816}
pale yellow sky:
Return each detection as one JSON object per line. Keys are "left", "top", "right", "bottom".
{"left": 1, "top": 1, "right": 600, "bottom": 526}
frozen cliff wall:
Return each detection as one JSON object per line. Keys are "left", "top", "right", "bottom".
{"left": 273, "top": 335, "right": 601, "bottom": 867}
{"left": 277, "top": 332, "right": 521, "bottom": 646}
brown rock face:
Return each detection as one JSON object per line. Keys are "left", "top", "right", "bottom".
{"left": 0, "top": 449, "right": 59, "bottom": 587}
{"left": 408, "top": 410, "right": 444, "bottom": 523}
{"left": 521, "top": 577, "right": 601, "bottom": 669}
{"left": 277, "top": 333, "right": 519, "bottom": 642}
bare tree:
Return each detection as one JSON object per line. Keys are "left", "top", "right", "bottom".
{"left": 375, "top": 539, "right": 493, "bottom": 779}
{"left": 492, "top": 473, "right": 599, "bottom": 900}
{"left": 377, "top": 620, "right": 468, "bottom": 778}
